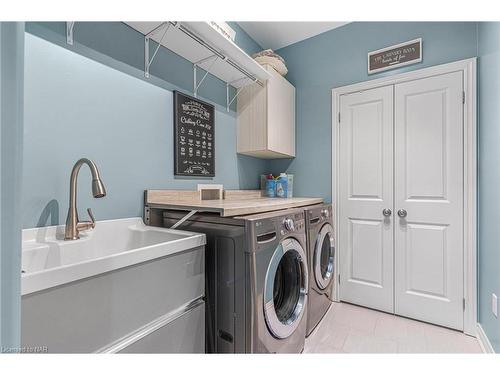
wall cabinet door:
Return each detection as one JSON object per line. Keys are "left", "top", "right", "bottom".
{"left": 338, "top": 71, "right": 465, "bottom": 330}
{"left": 237, "top": 64, "right": 295, "bottom": 159}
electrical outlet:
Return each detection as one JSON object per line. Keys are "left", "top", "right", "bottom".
{"left": 493, "top": 294, "right": 498, "bottom": 318}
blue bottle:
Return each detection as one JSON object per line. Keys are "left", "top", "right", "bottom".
{"left": 266, "top": 175, "right": 276, "bottom": 198}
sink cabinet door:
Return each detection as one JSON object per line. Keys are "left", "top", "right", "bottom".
{"left": 21, "top": 246, "right": 204, "bottom": 353}
{"left": 118, "top": 302, "right": 205, "bottom": 353}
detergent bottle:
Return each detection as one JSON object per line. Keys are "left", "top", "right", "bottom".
{"left": 275, "top": 173, "right": 288, "bottom": 198}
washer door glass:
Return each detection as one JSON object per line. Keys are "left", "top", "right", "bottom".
{"left": 264, "top": 238, "right": 308, "bottom": 339}
{"left": 314, "top": 223, "right": 335, "bottom": 290}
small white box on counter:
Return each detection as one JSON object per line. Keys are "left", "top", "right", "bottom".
{"left": 197, "top": 184, "right": 223, "bottom": 200}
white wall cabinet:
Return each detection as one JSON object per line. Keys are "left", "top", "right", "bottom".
{"left": 237, "top": 64, "right": 296, "bottom": 159}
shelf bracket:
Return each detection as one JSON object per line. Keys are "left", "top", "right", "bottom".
{"left": 193, "top": 55, "right": 219, "bottom": 97}
{"left": 226, "top": 77, "right": 256, "bottom": 112}
{"left": 66, "top": 22, "right": 75, "bottom": 45}
{"left": 144, "top": 22, "right": 172, "bottom": 78}
{"left": 170, "top": 210, "right": 198, "bottom": 229}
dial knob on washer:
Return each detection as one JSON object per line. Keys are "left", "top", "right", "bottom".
{"left": 283, "top": 218, "right": 295, "bottom": 231}
{"left": 321, "top": 209, "right": 330, "bottom": 219}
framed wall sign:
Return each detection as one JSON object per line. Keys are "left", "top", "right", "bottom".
{"left": 368, "top": 38, "right": 422, "bottom": 74}
{"left": 173, "top": 91, "right": 215, "bottom": 177}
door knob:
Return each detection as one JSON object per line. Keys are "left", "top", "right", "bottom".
{"left": 397, "top": 209, "right": 407, "bottom": 218}
{"left": 382, "top": 208, "right": 392, "bottom": 217}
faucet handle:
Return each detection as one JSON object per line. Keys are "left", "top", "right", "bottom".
{"left": 76, "top": 208, "right": 96, "bottom": 232}
{"left": 87, "top": 208, "right": 96, "bottom": 228}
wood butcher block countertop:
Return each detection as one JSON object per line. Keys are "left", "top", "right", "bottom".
{"left": 145, "top": 189, "right": 323, "bottom": 217}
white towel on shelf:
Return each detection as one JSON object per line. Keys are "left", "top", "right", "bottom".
{"left": 252, "top": 49, "right": 288, "bottom": 76}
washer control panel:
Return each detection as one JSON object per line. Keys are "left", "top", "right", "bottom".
{"left": 252, "top": 210, "right": 305, "bottom": 250}
{"left": 281, "top": 212, "right": 304, "bottom": 235}
{"left": 283, "top": 218, "right": 295, "bottom": 231}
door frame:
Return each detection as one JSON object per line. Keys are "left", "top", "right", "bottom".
{"left": 331, "top": 58, "right": 477, "bottom": 336}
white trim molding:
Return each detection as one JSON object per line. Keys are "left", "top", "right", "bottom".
{"left": 476, "top": 324, "right": 495, "bottom": 353}
{"left": 331, "top": 58, "right": 477, "bottom": 335}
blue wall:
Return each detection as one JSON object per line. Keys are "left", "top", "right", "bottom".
{"left": 0, "top": 22, "right": 24, "bottom": 352}
{"left": 228, "top": 22, "right": 263, "bottom": 56}
{"left": 268, "top": 22, "right": 478, "bottom": 202}
{"left": 26, "top": 22, "right": 263, "bottom": 111}
{"left": 22, "top": 23, "right": 267, "bottom": 229}
{"left": 478, "top": 22, "right": 500, "bottom": 352}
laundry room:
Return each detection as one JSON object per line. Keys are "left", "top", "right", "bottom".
{"left": 1, "top": 1, "right": 500, "bottom": 374}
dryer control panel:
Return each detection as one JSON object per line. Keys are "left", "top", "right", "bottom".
{"left": 306, "top": 204, "right": 333, "bottom": 228}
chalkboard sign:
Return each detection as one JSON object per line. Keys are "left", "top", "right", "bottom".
{"left": 173, "top": 91, "right": 215, "bottom": 177}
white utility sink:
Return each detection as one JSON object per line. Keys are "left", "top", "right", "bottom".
{"left": 21, "top": 217, "right": 206, "bottom": 295}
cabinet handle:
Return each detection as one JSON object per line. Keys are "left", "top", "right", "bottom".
{"left": 382, "top": 208, "right": 392, "bottom": 217}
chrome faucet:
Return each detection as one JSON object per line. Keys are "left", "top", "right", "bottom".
{"left": 65, "top": 158, "right": 106, "bottom": 240}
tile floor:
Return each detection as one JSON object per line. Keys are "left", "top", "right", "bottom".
{"left": 304, "top": 302, "right": 483, "bottom": 353}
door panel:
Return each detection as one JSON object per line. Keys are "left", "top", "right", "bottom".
{"left": 405, "top": 223, "right": 448, "bottom": 297}
{"left": 350, "top": 219, "right": 384, "bottom": 286}
{"left": 350, "top": 101, "right": 385, "bottom": 199}
{"left": 394, "top": 71, "right": 464, "bottom": 330}
{"left": 404, "top": 89, "right": 448, "bottom": 200}
{"left": 339, "top": 86, "right": 394, "bottom": 313}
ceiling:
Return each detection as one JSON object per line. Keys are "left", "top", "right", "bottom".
{"left": 238, "top": 22, "right": 349, "bottom": 51}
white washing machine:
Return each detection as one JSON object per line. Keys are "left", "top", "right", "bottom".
{"left": 304, "top": 204, "right": 335, "bottom": 337}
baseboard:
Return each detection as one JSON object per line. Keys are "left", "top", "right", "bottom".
{"left": 476, "top": 323, "right": 495, "bottom": 353}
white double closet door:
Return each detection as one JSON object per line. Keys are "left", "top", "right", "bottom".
{"left": 339, "top": 71, "right": 464, "bottom": 330}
